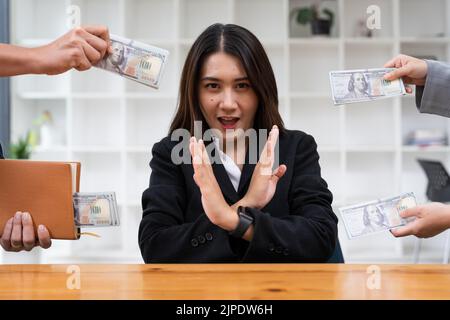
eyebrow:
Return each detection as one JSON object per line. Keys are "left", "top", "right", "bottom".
{"left": 200, "top": 76, "right": 249, "bottom": 82}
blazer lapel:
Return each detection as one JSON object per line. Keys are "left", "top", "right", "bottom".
{"left": 237, "top": 151, "right": 256, "bottom": 196}
{"left": 207, "top": 140, "right": 240, "bottom": 204}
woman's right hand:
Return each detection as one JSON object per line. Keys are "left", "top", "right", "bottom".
{"left": 240, "top": 125, "right": 287, "bottom": 210}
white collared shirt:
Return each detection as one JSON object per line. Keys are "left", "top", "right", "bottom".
{"left": 212, "top": 136, "right": 241, "bottom": 192}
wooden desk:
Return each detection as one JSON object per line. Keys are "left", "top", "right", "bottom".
{"left": 0, "top": 264, "right": 449, "bottom": 299}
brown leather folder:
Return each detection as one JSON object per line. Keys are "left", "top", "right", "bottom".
{"left": 0, "top": 159, "right": 81, "bottom": 240}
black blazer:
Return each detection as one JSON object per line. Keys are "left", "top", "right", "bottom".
{"left": 139, "top": 129, "right": 339, "bottom": 263}
{"left": 0, "top": 143, "right": 3, "bottom": 159}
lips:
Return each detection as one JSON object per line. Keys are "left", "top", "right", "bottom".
{"left": 218, "top": 116, "right": 239, "bottom": 129}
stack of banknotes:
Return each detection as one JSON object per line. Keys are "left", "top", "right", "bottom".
{"left": 73, "top": 192, "right": 119, "bottom": 227}
{"left": 329, "top": 68, "right": 406, "bottom": 105}
{"left": 339, "top": 192, "right": 417, "bottom": 239}
{"left": 95, "top": 34, "right": 170, "bottom": 89}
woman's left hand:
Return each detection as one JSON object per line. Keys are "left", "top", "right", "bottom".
{"left": 189, "top": 137, "right": 238, "bottom": 231}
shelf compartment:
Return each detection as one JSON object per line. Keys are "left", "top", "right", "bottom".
{"left": 126, "top": 98, "right": 177, "bottom": 148}
{"left": 289, "top": 43, "right": 339, "bottom": 93}
{"left": 399, "top": 0, "right": 447, "bottom": 38}
{"left": 289, "top": 0, "right": 339, "bottom": 38}
{"left": 346, "top": 151, "right": 396, "bottom": 200}
{"left": 126, "top": 153, "right": 152, "bottom": 205}
{"left": 124, "top": 0, "right": 176, "bottom": 40}
{"left": 290, "top": 97, "right": 341, "bottom": 148}
{"left": 236, "top": 0, "right": 287, "bottom": 41}
{"left": 11, "top": 98, "right": 67, "bottom": 148}
{"left": 342, "top": 0, "right": 394, "bottom": 38}
{"left": 345, "top": 100, "right": 396, "bottom": 148}
{"left": 71, "top": 98, "right": 122, "bottom": 147}
{"left": 179, "top": 0, "right": 231, "bottom": 39}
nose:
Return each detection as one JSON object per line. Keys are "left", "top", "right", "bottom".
{"left": 219, "top": 88, "right": 238, "bottom": 112}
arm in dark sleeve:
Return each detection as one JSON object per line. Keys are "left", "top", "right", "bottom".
{"left": 416, "top": 60, "right": 450, "bottom": 118}
{"left": 241, "top": 134, "right": 338, "bottom": 262}
{"left": 138, "top": 139, "right": 236, "bottom": 263}
{"left": 0, "top": 143, "right": 3, "bottom": 159}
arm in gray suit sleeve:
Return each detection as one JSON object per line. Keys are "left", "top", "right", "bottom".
{"left": 416, "top": 60, "right": 450, "bottom": 117}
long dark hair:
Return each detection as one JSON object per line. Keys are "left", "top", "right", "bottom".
{"left": 169, "top": 23, "right": 285, "bottom": 135}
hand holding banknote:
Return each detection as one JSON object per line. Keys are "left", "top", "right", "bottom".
{"left": 339, "top": 193, "right": 417, "bottom": 239}
{"left": 383, "top": 54, "right": 428, "bottom": 93}
{"left": 0, "top": 26, "right": 111, "bottom": 77}
{"left": 34, "top": 25, "right": 111, "bottom": 75}
{"left": 390, "top": 202, "right": 450, "bottom": 238}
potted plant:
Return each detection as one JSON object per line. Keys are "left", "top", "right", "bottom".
{"left": 9, "top": 131, "right": 34, "bottom": 159}
{"left": 291, "top": 4, "right": 334, "bottom": 36}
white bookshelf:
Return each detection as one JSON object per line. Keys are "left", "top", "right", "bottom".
{"left": 7, "top": 0, "right": 450, "bottom": 263}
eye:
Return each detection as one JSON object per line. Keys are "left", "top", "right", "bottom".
{"left": 236, "top": 82, "right": 251, "bottom": 89}
{"left": 205, "top": 83, "right": 219, "bottom": 89}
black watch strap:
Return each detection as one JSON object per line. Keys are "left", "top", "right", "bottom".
{"left": 229, "top": 206, "right": 254, "bottom": 238}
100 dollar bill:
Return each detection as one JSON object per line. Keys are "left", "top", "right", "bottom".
{"left": 329, "top": 68, "right": 406, "bottom": 105}
{"left": 73, "top": 192, "right": 120, "bottom": 227}
{"left": 339, "top": 192, "right": 416, "bottom": 239}
{"left": 95, "top": 34, "right": 169, "bottom": 89}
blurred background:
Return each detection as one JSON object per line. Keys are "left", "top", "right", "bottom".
{"left": 1, "top": 0, "right": 450, "bottom": 264}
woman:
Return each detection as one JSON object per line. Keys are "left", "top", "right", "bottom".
{"left": 138, "top": 23, "right": 338, "bottom": 263}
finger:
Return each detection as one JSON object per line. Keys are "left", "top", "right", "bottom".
{"left": 73, "top": 47, "right": 92, "bottom": 71}
{"left": 83, "top": 25, "right": 111, "bottom": 52}
{"left": 390, "top": 224, "right": 415, "bottom": 237}
{"left": 194, "top": 138, "right": 204, "bottom": 165}
{"left": 261, "top": 127, "right": 277, "bottom": 162}
{"left": 266, "top": 140, "right": 273, "bottom": 161}
{"left": 384, "top": 65, "right": 412, "bottom": 81}
{"left": 270, "top": 125, "right": 279, "bottom": 143}
{"left": 383, "top": 56, "right": 399, "bottom": 68}
{"left": 199, "top": 140, "right": 210, "bottom": 165}
{"left": 399, "top": 206, "right": 421, "bottom": 218}
{"left": 37, "top": 225, "right": 52, "bottom": 249}
{"left": 269, "top": 125, "right": 279, "bottom": 159}
{"left": 405, "top": 86, "right": 413, "bottom": 94}
{"left": 79, "top": 41, "right": 101, "bottom": 65}
{"left": 192, "top": 173, "right": 200, "bottom": 187}
{"left": 21, "top": 212, "right": 36, "bottom": 251}
{"left": 189, "top": 137, "right": 195, "bottom": 158}
{"left": 10, "top": 212, "right": 23, "bottom": 249}
{"left": 0, "top": 218, "right": 14, "bottom": 251}
{"left": 192, "top": 139, "right": 202, "bottom": 166}
{"left": 81, "top": 30, "right": 109, "bottom": 59}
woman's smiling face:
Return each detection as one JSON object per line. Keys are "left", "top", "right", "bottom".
{"left": 198, "top": 52, "right": 259, "bottom": 143}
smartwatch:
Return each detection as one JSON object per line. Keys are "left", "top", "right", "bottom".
{"left": 229, "top": 206, "right": 254, "bottom": 238}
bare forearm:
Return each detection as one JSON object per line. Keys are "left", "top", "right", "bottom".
{"left": 0, "top": 44, "right": 42, "bottom": 76}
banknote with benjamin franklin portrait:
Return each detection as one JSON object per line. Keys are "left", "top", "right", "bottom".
{"left": 339, "top": 192, "right": 416, "bottom": 239}
{"left": 329, "top": 68, "right": 406, "bottom": 105}
{"left": 95, "top": 34, "right": 170, "bottom": 89}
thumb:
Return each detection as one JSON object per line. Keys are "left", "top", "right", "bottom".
{"left": 271, "top": 164, "right": 287, "bottom": 182}
{"left": 390, "top": 223, "right": 415, "bottom": 237}
{"left": 37, "top": 225, "right": 52, "bottom": 249}
{"left": 399, "top": 206, "right": 421, "bottom": 219}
